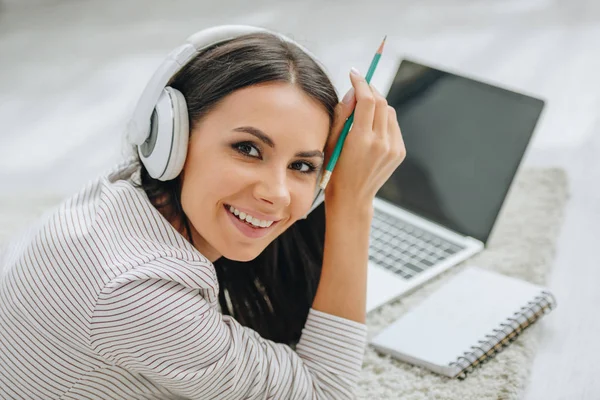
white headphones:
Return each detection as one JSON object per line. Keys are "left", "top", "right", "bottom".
{"left": 126, "top": 24, "right": 324, "bottom": 182}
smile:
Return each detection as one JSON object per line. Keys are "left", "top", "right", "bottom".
{"left": 224, "top": 204, "right": 281, "bottom": 239}
{"left": 226, "top": 205, "right": 275, "bottom": 228}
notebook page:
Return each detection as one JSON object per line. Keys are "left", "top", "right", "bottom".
{"left": 370, "top": 267, "right": 546, "bottom": 374}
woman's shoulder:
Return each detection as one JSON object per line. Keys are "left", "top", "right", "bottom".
{"left": 94, "top": 158, "right": 204, "bottom": 255}
{"left": 0, "top": 158, "right": 140, "bottom": 256}
{"left": 48, "top": 157, "right": 145, "bottom": 238}
{"left": 76, "top": 157, "right": 203, "bottom": 260}
{"left": 1, "top": 158, "right": 204, "bottom": 276}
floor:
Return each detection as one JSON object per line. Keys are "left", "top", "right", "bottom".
{"left": 1, "top": 0, "right": 599, "bottom": 398}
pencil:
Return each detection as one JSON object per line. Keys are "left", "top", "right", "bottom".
{"left": 313, "top": 35, "right": 386, "bottom": 205}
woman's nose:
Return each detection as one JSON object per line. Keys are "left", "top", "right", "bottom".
{"left": 253, "top": 169, "right": 291, "bottom": 207}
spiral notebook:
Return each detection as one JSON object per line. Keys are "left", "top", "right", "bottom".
{"left": 370, "top": 267, "right": 557, "bottom": 379}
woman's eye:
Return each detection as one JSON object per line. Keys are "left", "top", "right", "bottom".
{"left": 290, "top": 161, "right": 317, "bottom": 174}
{"left": 233, "top": 142, "right": 260, "bottom": 158}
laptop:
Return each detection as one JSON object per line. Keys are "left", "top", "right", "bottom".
{"left": 310, "top": 59, "right": 545, "bottom": 313}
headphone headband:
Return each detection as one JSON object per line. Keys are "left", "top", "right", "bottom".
{"left": 127, "top": 25, "right": 320, "bottom": 145}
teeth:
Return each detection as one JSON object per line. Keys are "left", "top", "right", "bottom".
{"left": 227, "top": 205, "right": 275, "bottom": 228}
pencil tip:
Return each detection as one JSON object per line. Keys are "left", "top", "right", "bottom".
{"left": 377, "top": 35, "right": 387, "bottom": 54}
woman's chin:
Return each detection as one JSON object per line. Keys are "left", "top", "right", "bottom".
{"left": 220, "top": 247, "right": 263, "bottom": 262}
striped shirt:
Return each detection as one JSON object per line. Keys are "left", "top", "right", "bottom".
{"left": 0, "top": 159, "right": 367, "bottom": 399}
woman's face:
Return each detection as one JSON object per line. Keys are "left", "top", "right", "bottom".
{"left": 179, "top": 82, "right": 331, "bottom": 262}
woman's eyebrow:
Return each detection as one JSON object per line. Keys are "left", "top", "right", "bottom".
{"left": 234, "top": 126, "right": 274, "bottom": 147}
{"left": 233, "top": 126, "right": 324, "bottom": 159}
{"left": 296, "top": 150, "right": 324, "bottom": 159}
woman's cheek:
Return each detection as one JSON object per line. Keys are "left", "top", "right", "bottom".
{"left": 211, "top": 163, "right": 260, "bottom": 198}
{"left": 290, "top": 181, "right": 316, "bottom": 219}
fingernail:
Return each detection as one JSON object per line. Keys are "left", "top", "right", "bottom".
{"left": 350, "top": 67, "right": 361, "bottom": 76}
{"left": 342, "top": 88, "right": 354, "bottom": 104}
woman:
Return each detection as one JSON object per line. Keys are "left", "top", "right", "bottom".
{"left": 0, "top": 25, "right": 405, "bottom": 399}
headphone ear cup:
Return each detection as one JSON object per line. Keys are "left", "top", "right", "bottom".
{"left": 137, "top": 87, "right": 189, "bottom": 181}
{"left": 160, "top": 87, "right": 189, "bottom": 181}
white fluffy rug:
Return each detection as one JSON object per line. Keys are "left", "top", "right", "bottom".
{"left": 358, "top": 168, "right": 569, "bottom": 400}
{"left": 0, "top": 168, "right": 568, "bottom": 400}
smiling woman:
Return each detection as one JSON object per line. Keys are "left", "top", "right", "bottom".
{"left": 178, "top": 82, "right": 329, "bottom": 262}
{"left": 0, "top": 25, "right": 405, "bottom": 399}
{"left": 138, "top": 32, "right": 337, "bottom": 345}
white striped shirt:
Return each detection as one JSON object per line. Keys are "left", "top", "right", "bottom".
{"left": 0, "top": 160, "right": 367, "bottom": 399}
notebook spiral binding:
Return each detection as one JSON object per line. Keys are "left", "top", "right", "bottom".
{"left": 449, "top": 290, "right": 557, "bottom": 380}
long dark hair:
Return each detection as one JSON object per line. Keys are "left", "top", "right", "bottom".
{"left": 133, "top": 32, "right": 337, "bottom": 345}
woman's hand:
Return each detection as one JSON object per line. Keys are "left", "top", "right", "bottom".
{"left": 323, "top": 68, "right": 406, "bottom": 210}
{"left": 313, "top": 69, "right": 404, "bottom": 322}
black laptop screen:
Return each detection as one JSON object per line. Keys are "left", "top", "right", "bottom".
{"left": 377, "top": 59, "right": 544, "bottom": 244}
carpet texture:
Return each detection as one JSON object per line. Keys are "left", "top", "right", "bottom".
{"left": 0, "top": 167, "right": 568, "bottom": 399}
{"left": 358, "top": 168, "right": 569, "bottom": 400}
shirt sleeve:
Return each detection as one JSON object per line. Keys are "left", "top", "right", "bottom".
{"left": 89, "top": 260, "right": 367, "bottom": 399}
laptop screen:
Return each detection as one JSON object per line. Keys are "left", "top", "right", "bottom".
{"left": 378, "top": 59, "right": 544, "bottom": 244}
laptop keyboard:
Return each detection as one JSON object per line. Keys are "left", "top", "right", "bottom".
{"left": 369, "top": 208, "right": 466, "bottom": 280}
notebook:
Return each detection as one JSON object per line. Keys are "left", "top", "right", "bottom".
{"left": 369, "top": 267, "right": 557, "bottom": 379}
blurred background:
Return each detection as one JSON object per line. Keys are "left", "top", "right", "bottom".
{"left": 1, "top": 0, "right": 598, "bottom": 398}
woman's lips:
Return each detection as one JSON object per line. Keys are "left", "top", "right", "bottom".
{"left": 224, "top": 205, "right": 279, "bottom": 239}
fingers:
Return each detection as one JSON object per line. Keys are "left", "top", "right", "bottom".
{"left": 349, "top": 68, "right": 376, "bottom": 133}
{"left": 334, "top": 88, "right": 357, "bottom": 132}
{"left": 371, "top": 86, "right": 389, "bottom": 137}
{"left": 325, "top": 86, "right": 357, "bottom": 154}
{"left": 324, "top": 106, "right": 349, "bottom": 162}
{"left": 322, "top": 69, "right": 407, "bottom": 202}
{"left": 387, "top": 106, "right": 406, "bottom": 164}
{"left": 333, "top": 69, "right": 404, "bottom": 170}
